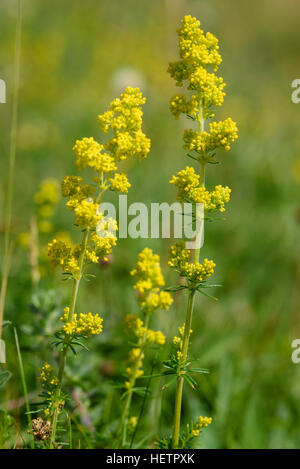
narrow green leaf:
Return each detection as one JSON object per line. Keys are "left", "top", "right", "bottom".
{"left": 0, "top": 370, "right": 12, "bottom": 387}
{"left": 196, "top": 288, "right": 219, "bottom": 301}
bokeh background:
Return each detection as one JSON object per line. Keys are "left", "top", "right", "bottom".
{"left": 1, "top": 0, "right": 300, "bottom": 449}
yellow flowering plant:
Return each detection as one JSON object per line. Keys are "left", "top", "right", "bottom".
{"left": 35, "top": 87, "right": 150, "bottom": 447}
{"left": 18, "top": 178, "right": 60, "bottom": 285}
{"left": 117, "top": 248, "right": 172, "bottom": 448}
{"left": 164, "top": 16, "right": 238, "bottom": 448}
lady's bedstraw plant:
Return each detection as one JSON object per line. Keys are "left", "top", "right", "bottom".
{"left": 37, "top": 87, "right": 150, "bottom": 448}
{"left": 117, "top": 248, "right": 172, "bottom": 447}
{"left": 166, "top": 16, "right": 238, "bottom": 448}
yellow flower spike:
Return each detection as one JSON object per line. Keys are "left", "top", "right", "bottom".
{"left": 131, "top": 248, "right": 165, "bottom": 295}
{"left": 45, "top": 87, "right": 150, "bottom": 446}
{"left": 98, "top": 87, "right": 151, "bottom": 161}
{"left": 168, "top": 15, "right": 237, "bottom": 449}
{"left": 119, "top": 249, "right": 170, "bottom": 443}
{"left": 154, "top": 331, "right": 166, "bottom": 345}
{"left": 128, "top": 416, "right": 138, "bottom": 431}
{"left": 34, "top": 178, "right": 60, "bottom": 219}
{"left": 173, "top": 336, "right": 181, "bottom": 346}
{"left": 39, "top": 362, "right": 59, "bottom": 390}
{"left": 129, "top": 348, "right": 142, "bottom": 362}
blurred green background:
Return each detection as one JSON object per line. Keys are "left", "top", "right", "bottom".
{"left": 1, "top": 0, "right": 300, "bottom": 449}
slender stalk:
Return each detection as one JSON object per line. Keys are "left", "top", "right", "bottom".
{"left": 0, "top": 243, "right": 13, "bottom": 343}
{"left": 172, "top": 104, "right": 205, "bottom": 449}
{"left": 29, "top": 216, "right": 40, "bottom": 287}
{"left": 68, "top": 415, "right": 72, "bottom": 449}
{"left": 50, "top": 229, "right": 89, "bottom": 446}
{"left": 172, "top": 290, "right": 195, "bottom": 447}
{"left": 14, "top": 327, "right": 34, "bottom": 448}
{"left": 0, "top": 0, "right": 22, "bottom": 342}
{"left": 117, "top": 314, "right": 150, "bottom": 448}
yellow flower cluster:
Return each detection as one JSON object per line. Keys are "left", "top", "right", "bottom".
{"left": 170, "top": 166, "right": 231, "bottom": 211}
{"left": 62, "top": 170, "right": 99, "bottom": 232}
{"left": 140, "top": 290, "right": 173, "bottom": 315}
{"left": 125, "top": 314, "right": 166, "bottom": 346}
{"left": 169, "top": 95, "right": 198, "bottom": 120}
{"left": 191, "top": 416, "right": 213, "bottom": 436}
{"left": 168, "top": 241, "right": 191, "bottom": 270}
{"left": 34, "top": 179, "right": 60, "bottom": 220}
{"left": 61, "top": 176, "right": 95, "bottom": 209}
{"left": 74, "top": 199, "right": 102, "bottom": 229}
{"left": 48, "top": 239, "right": 80, "bottom": 278}
{"left": 197, "top": 415, "right": 212, "bottom": 428}
{"left": 183, "top": 118, "right": 238, "bottom": 155}
{"left": 181, "top": 259, "right": 216, "bottom": 284}
{"left": 39, "top": 362, "right": 59, "bottom": 389}
{"left": 168, "top": 16, "right": 221, "bottom": 82}
{"left": 170, "top": 69, "right": 225, "bottom": 120}
{"left": 173, "top": 323, "right": 193, "bottom": 360}
{"left": 127, "top": 416, "right": 138, "bottom": 432}
{"left": 170, "top": 166, "right": 199, "bottom": 202}
{"left": 87, "top": 230, "right": 117, "bottom": 263}
{"left": 19, "top": 178, "right": 60, "bottom": 278}
{"left": 178, "top": 16, "right": 221, "bottom": 69}
{"left": 48, "top": 217, "right": 118, "bottom": 273}
{"left": 109, "top": 172, "right": 131, "bottom": 193}
{"left": 189, "top": 67, "right": 225, "bottom": 102}
{"left": 98, "top": 87, "right": 150, "bottom": 161}
{"left": 131, "top": 248, "right": 173, "bottom": 314}
{"left": 206, "top": 185, "right": 231, "bottom": 212}
{"left": 98, "top": 87, "right": 145, "bottom": 133}
{"left": 125, "top": 347, "right": 144, "bottom": 388}
{"left": 131, "top": 248, "right": 165, "bottom": 295}
{"left": 60, "top": 307, "right": 103, "bottom": 337}
{"left": 73, "top": 137, "right": 116, "bottom": 173}
{"left": 169, "top": 241, "right": 215, "bottom": 284}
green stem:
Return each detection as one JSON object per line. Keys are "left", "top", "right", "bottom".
{"left": 50, "top": 183, "right": 104, "bottom": 448}
{"left": 14, "top": 327, "right": 34, "bottom": 448}
{"left": 50, "top": 229, "right": 89, "bottom": 447}
{"left": 172, "top": 103, "right": 205, "bottom": 449}
{"left": 0, "top": 0, "right": 22, "bottom": 342}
